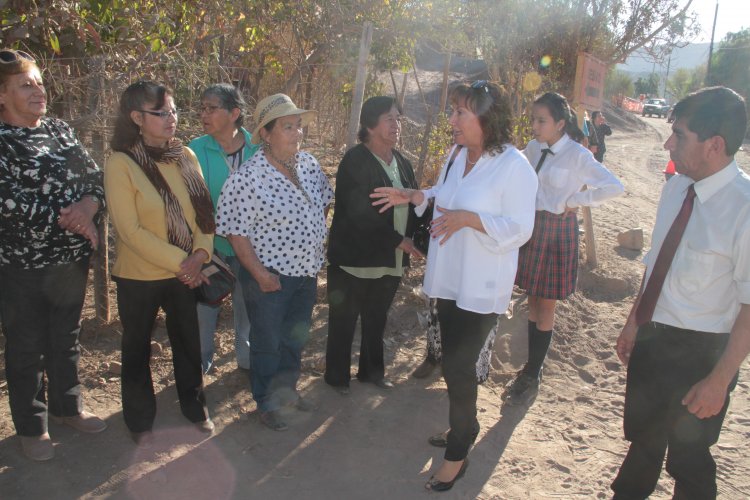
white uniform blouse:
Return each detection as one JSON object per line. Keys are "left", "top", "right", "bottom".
{"left": 524, "top": 134, "right": 624, "bottom": 214}
{"left": 415, "top": 145, "right": 538, "bottom": 314}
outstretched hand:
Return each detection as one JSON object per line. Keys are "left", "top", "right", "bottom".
{"left": 371, "top": 187, "right": 422, "bottom": 213}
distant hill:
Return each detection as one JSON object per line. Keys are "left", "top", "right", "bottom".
{"left": 617, "top": 43, "right": 710, "bottom": 78}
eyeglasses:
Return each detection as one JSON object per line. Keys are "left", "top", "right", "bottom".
{"left": 198, "top": 104, "right": 223, "bottom": 115}
{"left": 471, "top": 80, "right": 490, "bottom": 93}
{"left": 0, "top": 49, "right": 35, "bottom": 64}
{"left": 139, "top": 109, "right": 179, "bottom": 119}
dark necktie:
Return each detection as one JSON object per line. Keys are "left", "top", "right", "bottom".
{"left": 635, "top": 184, "right": 697, "bottom": 326}
{"left": 535, "top": 148, "right": 553, "bottom": 173}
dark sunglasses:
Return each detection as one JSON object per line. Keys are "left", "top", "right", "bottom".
{"left": 471, "top": 80, "right": 490, "bottom": 93}
{"left": 0, "top": 49, "right": 35, "bottom": 64}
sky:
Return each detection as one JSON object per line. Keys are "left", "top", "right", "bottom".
{"left": 689, "top": 0, "right": 749, "bottom": 42}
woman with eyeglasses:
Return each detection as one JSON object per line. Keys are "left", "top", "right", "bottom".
{"left": 189, "top": 83, "right": 258, "bottom": 374}
{"left": 325, "top": 96, "right": 422, "bottom": 395}
{"left": 507, "top": 92, "right": 623, "bottom": 406}
{"left": 0, "top": 48, "right": 107, "bottom": 461}
{"left": 372, "top": 81, "right": 538, "bottom": 491}
{"left": 105, "top": 80, "right": 215, "bottom": 446}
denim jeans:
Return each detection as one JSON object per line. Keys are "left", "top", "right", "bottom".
{"left": 197, "top": 255, "right": 251, "bottom": 372}
{"left": 0, "top": 259, "right": 89, "bottom": 436}
{"left": 240, "top": 268, "right": 317, "bottom": 413}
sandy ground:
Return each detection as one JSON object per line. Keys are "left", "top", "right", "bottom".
{"left": 1, "top": 110, "right": 750, "bottom": 499}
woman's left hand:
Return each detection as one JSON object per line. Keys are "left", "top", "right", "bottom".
{"left": 58, "top": 197, "right": 100, "bottom": 249}
{"left": 430, "top": 206, "right": 471, "bottom": 244}
{"left": 177, "top": 250, "right": 208, "bottom": 289}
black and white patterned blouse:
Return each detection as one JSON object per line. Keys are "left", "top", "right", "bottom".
{"left": 0, "top": 117, "right": 103, "bottom": 269}
{"left": 216, "top": 150, "right": 333, "bottom": 277}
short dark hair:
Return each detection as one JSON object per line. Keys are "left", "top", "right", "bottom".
{"left": 111, "top": 80, "right": 172, "bottom": 152}
{"left": 533, "top": 92, "right": 584, "bottom": 144}
{"left": 591, "top": 111, "right": 602, "bottom": 121}
{"left": 201, "top": 83, "right": 246, "bottom": 128}
{"left": 449, "top": 81, "right": 513, "bottom": 154}
{"left": 672, "top": 86, "right": 747, "bottom": 156}
{"left": 358, "top": 96, "right": 400, "bottom": 143}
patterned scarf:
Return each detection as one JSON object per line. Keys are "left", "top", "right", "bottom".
{"left": 127, "top": 138, "right": 215, "bottom": 253}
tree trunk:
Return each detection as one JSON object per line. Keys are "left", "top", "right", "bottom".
{"left": 345, "top": 22, "right": 373, "bottom": 151}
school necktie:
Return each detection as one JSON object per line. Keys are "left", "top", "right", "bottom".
{"left": 635, "top": 184, "right": 697, "bottom": 326}
{"left": 535, "top": 148, "right": 553, "bottom": 173}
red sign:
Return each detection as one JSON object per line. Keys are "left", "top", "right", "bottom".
{"left": 573, "top": 53, "right": 607, "bottom": 109}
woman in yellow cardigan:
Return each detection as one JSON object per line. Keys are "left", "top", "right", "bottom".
{"left": 105, "top": 81, "right": 215, "bottom": 446}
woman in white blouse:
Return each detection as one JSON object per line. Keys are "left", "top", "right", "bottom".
{"left": 373, "top": 81, "right": 538, "bottom": 492}
{"left": 507, "top": 92, "right": 624, "bottom": 406}
{"left": 215, "top": 94, "right": 333, "bottom": 432}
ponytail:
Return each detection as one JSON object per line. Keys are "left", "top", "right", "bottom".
{"left": 533, "top": 92, "right": 584, "bottom": 143}
{"left": 566, "top": 108, "right": 585, "bottom": 144}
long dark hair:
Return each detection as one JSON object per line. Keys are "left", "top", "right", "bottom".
{"left": 450, "top": 81, "right": 513, "bottom": 154}
{"left": 111, "top": 80, "right": 171, "bottom": 152}
{"left": 533, "top": 92, "right": 584, "bottom": 144}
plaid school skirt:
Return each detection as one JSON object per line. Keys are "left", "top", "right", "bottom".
{"left": 515, "top": 210, "right": 579, "bottom": 300}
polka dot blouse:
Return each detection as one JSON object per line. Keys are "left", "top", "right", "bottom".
{"left": 216, "top": 150, "right": 333, "bottom": 277}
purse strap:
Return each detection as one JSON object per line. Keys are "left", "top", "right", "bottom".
{"left": 442, "top": 145, "right": 463, "bottom": 183}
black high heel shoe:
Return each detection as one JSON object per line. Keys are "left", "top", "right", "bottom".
{"left": 425, "top": 459, "right": 469, "bottom": 492}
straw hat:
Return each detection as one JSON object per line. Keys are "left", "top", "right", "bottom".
{"left": 251, "top": 93, "right": 316, "bottom": 144}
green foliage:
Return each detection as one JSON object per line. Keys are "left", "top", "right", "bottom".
{"left": 667, "top": 66, "right": 705, "bottom": 101}
{"left": 605, "top": 69, "right": 634, "bottom": 99}
{"left": 634, "top": 73, "right": 661, "bottom": 97}
{"left": 422, "top": 113, "right": 453, "bottom": 187}
{"left": 708, "top": 28, "right": 750, "bottom": 102}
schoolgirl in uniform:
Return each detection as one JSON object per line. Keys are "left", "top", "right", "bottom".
{"left": 508, "top": 92, "right": 624, "bottom": 405}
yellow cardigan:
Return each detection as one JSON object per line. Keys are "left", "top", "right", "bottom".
{"left": 104, "top": 148, "right": 213, "bottom": 280}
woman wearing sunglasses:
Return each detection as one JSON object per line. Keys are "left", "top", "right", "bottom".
{"left": 372, "top": 81, "right": 538, "bottom": 491}
{"left": 0, "top": 48, "right": 106, "bottom": 461}
{"left": 105, "top": 80, "right": 215, "bottom": 446}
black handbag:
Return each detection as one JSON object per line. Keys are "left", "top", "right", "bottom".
{"left": 412, "top": 145, "right": 463, "bottom": 255}
{"left": 195, "top": 253, "right": 236, "bottom": 305}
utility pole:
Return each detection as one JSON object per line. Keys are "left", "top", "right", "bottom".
{"left": 706, "top": 1, "right": 719, "bottom": 84}
{"left": 663, "top": 51, "right": 672, "bottom": 99}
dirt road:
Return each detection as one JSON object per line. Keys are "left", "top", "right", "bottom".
{"left": 1, "top": 111, "right": 749, "bottom": 499}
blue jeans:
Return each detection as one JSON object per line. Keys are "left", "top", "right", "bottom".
{"left": 240, "top": 268, "right": 317, "bottom": 413}
{"left": 197, "top": 255, "right": 251, "bottom": 372}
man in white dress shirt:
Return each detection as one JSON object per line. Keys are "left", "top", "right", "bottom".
{"left": 612, "top": 87, "right": 750, "bottom": 499}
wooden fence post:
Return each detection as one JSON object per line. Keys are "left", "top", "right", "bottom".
{"left": 345, "top": 22, "right": 373, "bottom": 151}
{"left": 85, "top": 57, "right": 111, "bottom": 323}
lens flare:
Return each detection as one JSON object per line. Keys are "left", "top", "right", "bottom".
{"left": 540, "top": 55, "right": 552, "bottom": 68}
{"left": 523, "top": 72, "right": 542, "bottom": 92}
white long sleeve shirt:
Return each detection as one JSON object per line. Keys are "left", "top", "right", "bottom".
{"left": 524, "top": 134, "right": 624, "bottom": 214}
{"left": 415, "top": 145, "right": 538, "bottom": 314}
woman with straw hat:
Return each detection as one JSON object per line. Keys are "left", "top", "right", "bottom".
{"left": 216, "top": 93, "right": 333, "bottom": 431}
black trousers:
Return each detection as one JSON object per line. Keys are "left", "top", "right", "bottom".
{"left": 114, "top": 277, "right": 208, "bottom": 433}
{"left": 0, "top": 259, "right": 89, "bottom": 436}
{"left": 611, "top": 322, "right": 735, "bottom": 500}
{"left": 324, "top": 265, "right": 401, "bottom": 387}
{"left": 437, "top": 299, "right": 497, "bottom": 461}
